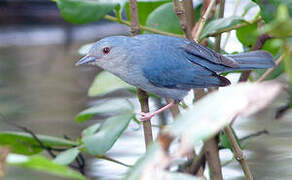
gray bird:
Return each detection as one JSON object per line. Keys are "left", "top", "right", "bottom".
{"left": 76, "top": 34, "right": 275, "bottom": 121}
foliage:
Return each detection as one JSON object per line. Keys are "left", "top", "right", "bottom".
{"left": 1, "top": 0, "right": 291, "bottom": 179}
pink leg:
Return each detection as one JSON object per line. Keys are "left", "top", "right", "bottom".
{"left": 138, "top": 101, "right": 176, "bottom": 121}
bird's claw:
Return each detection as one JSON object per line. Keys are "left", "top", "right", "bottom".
{"left": 138, "top": 112, "right": 154, "bottom": 122}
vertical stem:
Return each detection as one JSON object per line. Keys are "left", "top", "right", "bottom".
{"left": 183, "top": 0, "right": 196, "bottom": 31}
{"left": 204, "top": 135, "right": 223, "bottom": 180}
{"left": 224, "top": 125, "right": 254, "bottom": 180}
{"left": 173, "top": 0, "right": 192, "bottom": 39}
{"left": 214, "top": 0, "right": 225, "bottom": 52}
{"left": 129, "top": 0, "right": 153, "bottom": 148}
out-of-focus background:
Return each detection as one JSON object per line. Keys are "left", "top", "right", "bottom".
{"left": 0, "top": 0, "right": 292, "bottom": 180}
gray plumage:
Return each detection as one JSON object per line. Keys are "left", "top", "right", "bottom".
{"left": 76, "top": 34, "right": 275, "bottom": 101}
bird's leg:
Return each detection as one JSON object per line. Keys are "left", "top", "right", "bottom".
{"left": 138, "top": 101, "right": 176, "bottom": 121}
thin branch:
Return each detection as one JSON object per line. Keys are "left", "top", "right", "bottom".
{"left": 104, "top": 15, "right": 183, "bottom": 38}
{"left": 256, "top": 55, "right": 284, "bottom": 82}
{"left": 194, "top": 0, "right": 217, "bottom": 41}
{"left": 204, "top": 135, "right": 223, "bottom": 180}
{"left": 224, "top": 125, "right": 254, "bottom": 180}
{"left": 129, "top": 0, "right": 153, "bottom": 148}
{"left": 214, "top": 0, "right": 225, "bottom": 52}
{"left": 173, "top": 0, "right": 192, "bottom": 39}
{"left": 97, "top": 155, "right": 132, "bottom": 168}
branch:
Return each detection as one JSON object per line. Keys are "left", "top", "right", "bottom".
{"left": 224, "top": 124, "right": 254, "bottom": 180}
{"left": 173, "top": 0, "right": 192, "bottom": 39}
{"left": 194, "top": 0, "right": 217, "bottom": 41}
{"left": 104, "top": 15, "right": 183, "bottom": 38}
{"left": 129, "top": 0, "right": 153, "bottom": 148}
{"left": 214, "top": 0, "right": 225, "bottom": 52}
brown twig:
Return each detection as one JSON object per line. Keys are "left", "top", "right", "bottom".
{"left": 214, "top": 0, "right": 225, "bottom": 52}
{"left": 204, "top": 135, "right": 223, "bottom": 180}
{"left": 129, "top": 0, "right": 153, "bottom": 148}
{"left": 0, "top": 147, "right": 10, "bottom": 179}
{"left": 223, "top": 124, "right": 254, "bottom": 180}
{"left": 173, "top": 0, "right": 192, "bottom": 39}
{"left": 183, "top": 0, "right": 196, "bottom": 30}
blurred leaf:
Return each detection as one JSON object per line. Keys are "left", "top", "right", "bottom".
{"left": 79, "top": 43, "right": 94, "bottom": 55}
{"left": 201, "top": 16, "right": 247, "bottom": 39}
{"left": 125, "top": 82, "right": 281, "bottom": 179}
{"left": 165, "top": 82, "right": 281, "bottom": 153}
{"left": 262, "top": 39, "right": 282, "bottom": 56}
{"left": 88, "top": 71, "right": 135, "bottom": 97}
{"left": 55, "top": 0, "right": 119, "bottom": 24}
{"left": 54, "top": 148, "right": 80, "bottom": 165}
{"left": 82, "top": 123, "right": 102, "bottom": 137}
{"left": 146, "top": 2, "right": 183, "bottom": 34}
{"left": 76, "top": 99, "right": 133, "bottom": 122}
{"left": 236, "top": 23, "right": 258, "bottom": 47}
{"left": 252, "top": 0, "right": 292, "bottom": 22}
{"left": 0, "top": 131, "right": 77, "bottom": 155}
{"left": 125, "top": 0, "right": 170, "bottom": 26}
{"left": 82, "top": 113, "right": 133, "bottom": 155}
{"left": 7, "top": 154, "right": 87, "bottom": 180}
{"left": 259, "top": 4, "right": 292, "bottom": 38}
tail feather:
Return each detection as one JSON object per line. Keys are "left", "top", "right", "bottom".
{"left": 225, "top": 50, "right": 275, "bottom": 70}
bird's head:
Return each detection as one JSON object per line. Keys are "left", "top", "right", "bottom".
{"left": 76, "top": 36, "right": 131, "bottom": 71}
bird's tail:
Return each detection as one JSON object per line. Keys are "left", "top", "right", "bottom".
{"left": 225, "top": 50, "right": 275, "bottom": 70}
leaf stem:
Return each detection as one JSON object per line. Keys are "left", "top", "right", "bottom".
{"left": 103, "top": 15, "right": 183, "bottom": 38}
{"left": 96, "top": 155, "right": 132, "bottom": 168}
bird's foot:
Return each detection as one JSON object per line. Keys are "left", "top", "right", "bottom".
{"left": 138, "top": 112, "right": 155, "bottom": 122}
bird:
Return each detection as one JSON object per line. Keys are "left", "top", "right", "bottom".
{"left": 76, "top": 34, "right": 275, "bottom": 121}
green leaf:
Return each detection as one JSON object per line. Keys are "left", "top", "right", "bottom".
{"left": 7, "top": 154, "right": 87, "bottom": 180}
{"left": 201, "top": 16, "right": 247, "bottom": 39}
{"left": 88, "top": 71, "right": 135, "bottom": 97}
{"left": 82, "top": 113, "right": 133, "bottom": 155}
{"left": 56, "top": 0, "right": 118, "bottom": 24}
{"left": 146, "top": 2, "right": 183, "bottom": 34}
{"left": 0, "top": 131, "right": 77, "bottom": 155}
{"left": 125, "top": 0, "right": 170, "bottom": 26}
{"left": 259, "top": 4, "right": 292, "bottom": 38}
{"left": 252, "top": 0, "right": 292, "bottom": 22}
{"left": 219, "top": 129, "right": 242, "bottom": 151}
{"left": 82, "top": 123, "right": 102, "bottom": 137}
{"left": 54, "top": 148, "right": 80, "bottom": 165}
{"left": 236, "top": 22, "right": 258, "bottom": 47}
{"left": 76, "top": 99, "right": 134, "bottom": 122}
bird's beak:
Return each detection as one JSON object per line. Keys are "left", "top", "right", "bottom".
{"left": 75, "top": 55, "right": 97, "bottom": 66}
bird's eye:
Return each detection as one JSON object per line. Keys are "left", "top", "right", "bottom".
{"left": 102, "top": 47, "right": 111, "bottom": 55}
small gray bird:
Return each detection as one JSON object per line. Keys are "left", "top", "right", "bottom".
{"left": 76, "top": 34, "right": 275, "bottom": 121}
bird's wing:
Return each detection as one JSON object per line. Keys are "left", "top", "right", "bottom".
{"left": 142, "top": 54, "right": 230, "bottom": 90}
{"left": 182, "top": 40, "right": 239, "bottom": 68}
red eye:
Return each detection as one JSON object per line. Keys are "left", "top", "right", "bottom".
{"left": 103, "top": 47, "right": 110, "bottom": 55}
